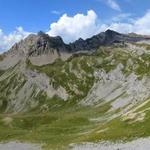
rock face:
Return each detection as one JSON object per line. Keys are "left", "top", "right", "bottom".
{"left": 0, "top": 29, "right": 150, "bottom": 113}
{"left": 69, "top": 29, "right": 148, "bottom": 51}
{"left": 1, "top": 29, "right": 148, "bottom": 67}
{"left": 8, "top": 31, "right": 69, "bottom": 57}
{"left": 5, "top": 29, "right": 150, "bottom": 57}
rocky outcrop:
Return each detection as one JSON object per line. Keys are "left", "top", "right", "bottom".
{"left": 8, "top": 31, "right": 69, "bottom": 57}
{"left": 69, "top": 29, "right": 149, "bottom": 51}
{"left": 5, "top": 29, "right": 150, "bottom": 57}
{"left": 1, "top": 29, "right": 149, "bottom": 68}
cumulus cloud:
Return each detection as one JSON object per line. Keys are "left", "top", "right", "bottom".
{"left": 48, "top": 9, "right": 150, "bottom": 43}
{"left": 47, "top": 10, "right": 99, "bottom": 43}
{"left": 0, "top": 27, "right": 30, "bottom": 53}
{"left": 1, "top": 9, "right": 150, "bottom": 53}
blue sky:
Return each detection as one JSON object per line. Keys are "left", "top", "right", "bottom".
{"left": 0, "top": 0, "right": 149, "bottom": 33}
{"left": 0, "top": 0, "right": 150, "bottom": 52}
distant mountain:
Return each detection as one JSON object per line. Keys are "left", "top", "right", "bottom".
{"left": 5, "top": 29, "right": 149, "bottom": 56}
{"left": 70, "top": 29, "right": 149, "bottom": 51}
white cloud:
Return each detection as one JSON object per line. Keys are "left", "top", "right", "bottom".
{"left": 48, "top": 10, "right": 150, "bottom": 42}
{"left": 112, "top": 13, "right": 132, "bottom": 22}
{"left": 51, "top": 10, "right": 61, "bottom": 15}
{"left": 134, "top": 10, "right": 150, "bottom": 34}
{"left": 47, "top": 9, "right": 150, "bottom": 43}
{"left": 1, "top": 9, "right": 150, "bottom": 53}
{"left": 47, "top": 10, "right": 100, "bottom": 43}
{"left": 102, "top": 22, "right": 133, "bottom": 33}
{"left": 0, "top": 27, "right": 30, "bottom": 53}
{"left": 104, "top": 10, "right": 150, "bottom": 35}
{"left": 106, "top": 0, "right": 121, "bottom": 11}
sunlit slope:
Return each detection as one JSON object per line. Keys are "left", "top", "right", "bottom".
{"left": 0, "top": 42, "right": 150, "bottom": 149}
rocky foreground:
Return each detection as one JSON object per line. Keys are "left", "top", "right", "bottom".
{"left": 1, "top": 138, "right": 150, "bottom": 150}
{"left": 72, "top": 138, "right": 150, "bottom": 150}
{"left": 0, "top": 142, "right": 41, "bottom": 150}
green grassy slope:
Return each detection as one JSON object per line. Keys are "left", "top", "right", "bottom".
{"left": 0, "top": 44, "right": 150, "bottom": 149}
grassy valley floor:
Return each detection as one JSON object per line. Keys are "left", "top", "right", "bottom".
{"left": 0, "top": 100, "right": 150, "bottom": 150}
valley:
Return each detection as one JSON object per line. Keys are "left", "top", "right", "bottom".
{"left": 0, "top": 30, "right": 150, "bottom": 149}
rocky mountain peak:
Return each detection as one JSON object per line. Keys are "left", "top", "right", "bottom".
{"left": 8, "top": 31, "right": 68, "bottom": 57}
{"left": 105, "top": 29, "right": 121, "bottom": 36}
{"left": 6, "top": 29, "right": 150, "bottom": 57}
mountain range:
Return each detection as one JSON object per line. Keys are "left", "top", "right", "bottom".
{"left": 0, "top": 29, "right": 150, "bottom": 150}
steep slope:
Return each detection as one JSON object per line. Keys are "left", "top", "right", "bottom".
{"left": 69, "top": 29, "right": 147, "bottom": 51}
{"left": 0, "top": 30, "right": 150, "bottom": 149}
{"left": 1, "top": 29, "right": 149, "bottom": 68}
